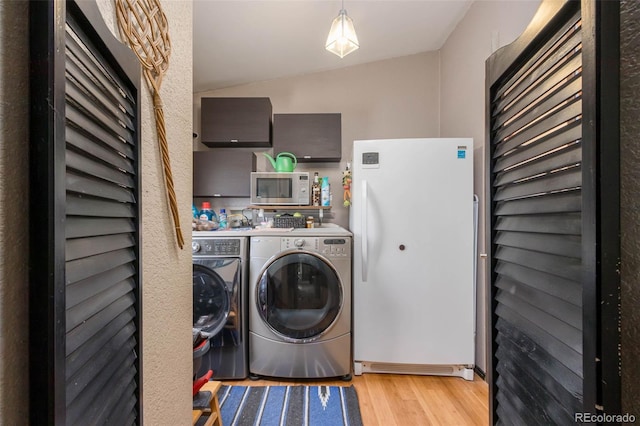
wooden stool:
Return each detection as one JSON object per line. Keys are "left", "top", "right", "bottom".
{"left": 192, "top": 381, "right": 222, "bottom": 426}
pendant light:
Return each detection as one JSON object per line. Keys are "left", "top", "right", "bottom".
{"left": 325, "top": 0, "right": 359, "bottom": 58}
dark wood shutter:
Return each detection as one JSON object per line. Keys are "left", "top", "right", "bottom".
{"left": 30, "top": 1, "right": 142, "bottom": 424}
{"left": 486, "top": 0, "right": 620, "bottom": 423}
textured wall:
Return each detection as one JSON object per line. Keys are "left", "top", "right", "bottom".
{"left": 620, "top": 0, "right": 640, "bottom": 416}
{"left": 438, "top": 0, "right": 541, "bottom": 373}
{"left": 194, "top": 52, "right": 441, "bottom": 229}
{"left": 0, "top": 1, "right": 30, "bottom": 424}
{"left": 97, "top": 1, "right": 194, "bottom": 424}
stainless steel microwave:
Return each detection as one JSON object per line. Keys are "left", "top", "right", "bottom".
{"left": 250, "top": 172, "right": 310, "bottom": 205}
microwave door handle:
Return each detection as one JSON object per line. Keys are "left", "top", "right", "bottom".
{"left": 362, "top": 179, "right": 368, "bottom": 282}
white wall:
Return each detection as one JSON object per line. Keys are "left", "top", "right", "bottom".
{"left": 439, "top": 0, "right": 541, "bottom": 373}
{"left": 194, "top": 52, "right": 441, "bottom": 229}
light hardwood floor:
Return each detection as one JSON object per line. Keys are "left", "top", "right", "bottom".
{"left": 222, "top": 373, "right": 489, "bottom": 425}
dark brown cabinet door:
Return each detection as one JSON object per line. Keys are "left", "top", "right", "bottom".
{"left": 201, "top": 97, "right": 272, "bottom": 147}
{"left": 193, "top": 150, "right": 256, "bottom": 197}
{"left": 273, "top": 113, "right": 342, "bottom": 162}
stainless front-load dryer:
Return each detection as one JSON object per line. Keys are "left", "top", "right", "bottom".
{"left": 249, "top": 229, "right": 352, "bottom": 379}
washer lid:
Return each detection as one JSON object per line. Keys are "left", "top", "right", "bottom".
{"left": 193, "top": 264, "right": 230, "bottom": 338}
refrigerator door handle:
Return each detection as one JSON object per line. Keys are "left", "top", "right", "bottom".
{"left": 362, "top": 179, "right": 368, "bottom": 282}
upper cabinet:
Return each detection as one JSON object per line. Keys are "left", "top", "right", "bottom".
{"left": 201, "top": 97, "right": 272, "bottom": 148}
{"left": 193, "top": 149, "right": 256, "bottom": 197}
{"left": 272, "top": 113, "right": 342, "bottom": 162}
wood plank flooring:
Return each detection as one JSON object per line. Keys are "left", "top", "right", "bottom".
{"left": 221, "top": 373, "right": 489, "bottom": 425}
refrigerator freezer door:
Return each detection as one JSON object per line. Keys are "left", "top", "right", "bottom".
{"left": 351, "top": 138, "right": 475, "bottom": 367}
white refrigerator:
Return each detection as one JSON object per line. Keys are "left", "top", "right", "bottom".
{"left": 350, "top": 138, "right": 475, "bottom": 380}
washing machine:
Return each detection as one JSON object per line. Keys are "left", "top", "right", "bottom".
{"left": 192, "top": 234, "right": 248, "bottom": 379}
{"left": 249, "top": 226, "right": 352, "bottom": 379}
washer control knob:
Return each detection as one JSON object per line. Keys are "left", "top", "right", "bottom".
{"left": 192, "top": 241, "right": 201, "bottom": 253}
{"left": 294, "top": 239, "right": 305, "bottom": 248}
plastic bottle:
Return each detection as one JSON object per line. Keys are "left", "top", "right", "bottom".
{"left": 321, "top": 177, "right": 330, "bottom": 206}
{"left": 192, "top": 204, "right": 199, "bottom": 218}
{"left": 199, "top": 202, "right": 218, "bottom": 223}
{"left": 219, "top": 208, "right": 228, "bottom": 229}
{"left": 312, "top": 172, "right": 321, "bottom": 206}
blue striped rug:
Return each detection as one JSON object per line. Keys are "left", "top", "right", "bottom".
{"left": 216, "top": 385, "right": 364, "bottom": 426}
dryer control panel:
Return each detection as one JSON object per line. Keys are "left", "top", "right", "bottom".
{"left": 321, "top": 238, "right": 351, "bottom": 258}
{"left": 193, "top": 238, "right": 244, "bottom": 257}
{"left": 281, "top": 237, "right": 351, "bottom": 258}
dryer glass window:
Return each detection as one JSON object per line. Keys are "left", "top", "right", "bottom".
{"left": 257, "top": 252, "right": 343, "bottom": 340}
{"left": 193, "top": 264, "right": 231, "bottom": 338}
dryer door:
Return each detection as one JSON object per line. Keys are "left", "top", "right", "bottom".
{"left": 256, "top": 251, "right": 343, "bottom": 341}
{"left": 193, "top": 263, "right": 231, "bottom": 338}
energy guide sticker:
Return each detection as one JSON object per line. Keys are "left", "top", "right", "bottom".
{"left": 457, "top": 146, "right": 467, "bottom": 159}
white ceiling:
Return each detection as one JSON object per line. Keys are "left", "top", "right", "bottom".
{"left": 193, "top": 0, "right": 474, "bottom": 92}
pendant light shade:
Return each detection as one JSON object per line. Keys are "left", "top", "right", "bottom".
{"left": 325, "top": 8, "right": 359, "bottom": 58}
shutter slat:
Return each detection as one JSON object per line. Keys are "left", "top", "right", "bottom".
{"left": 495, "top": 365, "right": 559, "bottom": 424}
{"left": 495, "top": 230, "right": 581, "bottom": 258}
{"left": 67, "top": 193, "right": 135, "bottom": 218}
{"left": 494, "top": 167, "right": 581, "bottom": 201}
{"left": 67, "top": 171, "right": 136, "bottom": 203}
{"left": 495, "top": 385, "right": 535, "bottom": 426}
{"left": 493, "top": 55, "right": 582, "bottom": 130}
{"left": 495, "top": 399, "right": 527, "bottom": 426}
{"left": 66, "top": 149, "right": 134, "bottom": 188}
{"left": 109, "top": 399, "right": 137, "bottom": 426}
{"left": 66, "top": 313, "right": 136, "bottom": 379}
{"left": 65, "top": 25, "right": 135, "bottom": 111}
{"left": 494, "top": 140, "right": 581, "bottom": 187}
{"left": 88, "top": 373, "right": 136, "bottom": 425}
{"left": 494, "top": 75, "right": 582, "bottom": 145}
{"left": 67, "top": 126, "right": 135, "bottom": 174}
{"left": 493, "top": 13, "right": 582, "bottom": 104}
{"left": 494, "top": 190, "right": 581, "bottom": 215}
{"left": 496, "top": 276, "right": 582, "bottom": 329}
{"left": 66, "top": 217, "right": 135, "bottom": 239}
{"left": 495, "top": 213, "right": 581, "bottom": 235}
{"left": 495, "top": 245, "right": 580, "bottom": 281}
{"left": 497, "top": 290, "right": 582, "bottom": 351}
{"left": 67, "top": 234, "right": 135, "bottom": 261}
{"left": 495, "top": 261, "right": 581, "bottom": 306}
{"left": 496, "top": 319, "right": 583, "bottom": 397}
{"left": 494, "top": 123, "right": 581, "bottom": 173}
{"left": 66, "top": 104, "right": 134, "bottom": 152}
{"left": 67, "top": 357, "right": 136, "bottom": 425}
{"left": 66, "top": 264, "right": 135, "bottom": 308}
{"left": 496, "top": 303, "right": 582, "bottom": 376}
{"left": 495, "top": 361, "right": 574, "bottom": 423}
{"left": 66, "top": 248, "right": 136, "bottom": 285}
{"left": 66, "top": 279, "right": 135, "bottom": 331}
{"left": 66, "top": 80, "right": 133, "bottom": 142}
{"left": 66, "top": 293, "right": 135, "bottom": 355}
{"left": 493, "top": 100, "right": 582, "bottom": 158}
{"left": 66, "top": 329, "right": 135, "bottom": 403}
{"left": 66, "top": 56, "right": 134, "bottom": 129}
